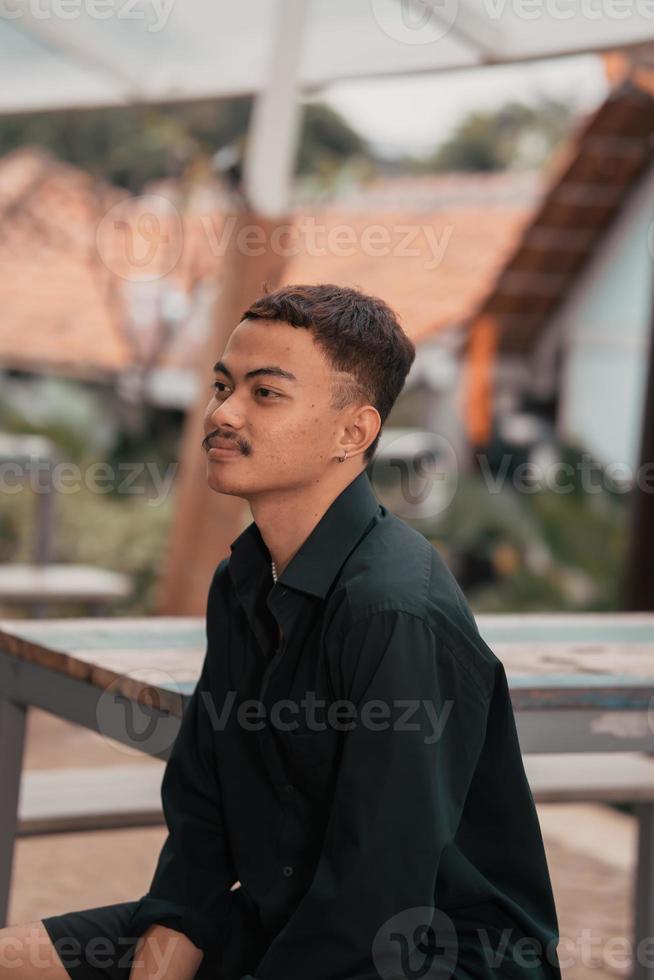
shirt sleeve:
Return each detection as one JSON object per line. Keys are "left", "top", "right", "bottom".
{"left": 127, "top": 563, "right": 236, "bottom": 958}
{"left": 244, "top": 608, "right": 492, "bottom": 980}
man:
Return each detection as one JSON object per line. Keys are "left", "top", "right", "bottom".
{"left": 1, "top": 283, "right": 562, "bottom": 980}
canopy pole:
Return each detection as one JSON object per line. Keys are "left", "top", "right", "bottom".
{"left": 622, "top": 272, "right": 654, "bottom": 610}
{"left": 244, "top": 0, "right": 307, "bottom": 216}
{"left": 156, "top": 0, "right": 307, "bottom": 615}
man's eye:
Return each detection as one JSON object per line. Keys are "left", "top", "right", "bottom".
{"left": 210, "top": 382, "right": 279, "bottom": 399}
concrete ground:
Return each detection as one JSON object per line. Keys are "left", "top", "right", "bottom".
{"left": 8, "top": 709, "right": 636, "bottom": 979}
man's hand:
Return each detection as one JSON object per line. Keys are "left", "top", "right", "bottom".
{"left": 129, "top": 924, "right": 204, "bottom": 980}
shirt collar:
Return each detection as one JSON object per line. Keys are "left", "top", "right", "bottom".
{"left": 228, "top": 470, "right": 381, "bottom": 603}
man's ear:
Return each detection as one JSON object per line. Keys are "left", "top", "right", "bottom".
{"left": 343, "top": 405, "right": 381, "bottom": 459}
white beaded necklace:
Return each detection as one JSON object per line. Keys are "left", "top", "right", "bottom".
{"left": 271, "top": 559, "right": 278, "bottom": 583}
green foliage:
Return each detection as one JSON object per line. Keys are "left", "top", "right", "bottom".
{"left": 423, "top": 97, "right": 576, "bottom": 172}
{"left": 0, "top": 375, "right": 119, "bottom": 460}
{"left": 50, "top": 480, "right": 175, "bottom": 613}
{"left": 429, "top": 469, "right": 628, "bottom": 612}
{"left": 0, "top": 378, "right": 179, "bottom": 615}
{"left": 0, "top": 97, "right": 372, "bottom": 191}
{"left": 297, "top": 102, "right": 369, "bottom": 177}
{"left": 0, "top": 100, "right": 250, "bottom": 191}
{"left": 0, "top": 457, "right": 630, "bottom": 617}
{"left": 0, "top": 479, "right": 174, "bottom": 615}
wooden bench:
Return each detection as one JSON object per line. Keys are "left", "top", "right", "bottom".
{"left": 17, "top": 765, "right": 165, "bottom": 836}
{"left": 0, "top": 565, "right": 131, "bottom": 614}
{"left": 525, "top": 752, "right": 654, "bottom": 804}
{"left": 17, "top": 752, "right": 654, "bottom": 828}
{"left": 0, "top": 433, "right": 132, "bottom": 615}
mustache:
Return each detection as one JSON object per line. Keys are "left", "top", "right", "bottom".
{"left": 201, "top": 430, "right": 249, "bottom": 455}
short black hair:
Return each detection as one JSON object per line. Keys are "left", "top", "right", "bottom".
{"left": 241, "top": 283, "right": 416, "bottom": 463}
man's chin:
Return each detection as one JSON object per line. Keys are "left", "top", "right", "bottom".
{"left": 206, "top": 461, "right": 250, "bottom": 496}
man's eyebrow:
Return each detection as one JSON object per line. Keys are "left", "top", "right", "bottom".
{"left": 212, "top": 360, "right": 297, "bottom": 383}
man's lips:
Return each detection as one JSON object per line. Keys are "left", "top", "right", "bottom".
{"left": 206, "top": 436, "right": 243, "bottom": 457}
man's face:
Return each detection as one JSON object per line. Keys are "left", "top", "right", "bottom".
{"left": 202, "top": 318, "right": 354, "bottom": 497}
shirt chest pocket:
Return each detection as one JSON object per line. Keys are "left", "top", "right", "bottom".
{"left": 281, "top": 725, "right": 340, "bottom": 769}
{"left": 279, "top": 727, "right": 341, "bottom": 802}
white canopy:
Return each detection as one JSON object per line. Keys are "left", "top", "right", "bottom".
{"left": 2, "top": 0, "right": 654, "bottom": 115}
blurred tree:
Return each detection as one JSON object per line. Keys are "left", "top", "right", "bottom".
{"left": 297, "top": 101, "right": 368, "bottom": 177}
{"left": 422, "top": 97, "right": 576, "bottom": 172}
{"left": 0, "top": 98, "right": 371, "bottom": 192}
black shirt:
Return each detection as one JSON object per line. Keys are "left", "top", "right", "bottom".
{"left": 128, "top": 470, "right": 562, "bottom": 980}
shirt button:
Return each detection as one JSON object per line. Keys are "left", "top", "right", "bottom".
{"left": 283, "top": 782, "right": 294, "bottom": 794}
{"left": 282, "top": 865, "right": 294, "bottom": 878}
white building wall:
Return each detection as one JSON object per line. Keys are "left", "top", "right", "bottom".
{"left": 406, "top": 334, "right": 469, "bottom": 469}
{"left": 551, "top": 164, "right": 654, "bottom": 471}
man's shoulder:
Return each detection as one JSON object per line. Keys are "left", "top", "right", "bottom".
{"left": 207, "top": 557, "right": 230, "bottom": 591}
{"left": 212, "top": 556, "right": 231, "bottom": 582}
{"left": 335, "top": 511, "right": 498, "bottom": 695}
{"left": 340, "top": 510, "right": 468, "bottom": 626}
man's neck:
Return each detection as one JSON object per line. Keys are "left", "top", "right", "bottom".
{"left": 250, "top": 468, "right": 362, "bottom": 578}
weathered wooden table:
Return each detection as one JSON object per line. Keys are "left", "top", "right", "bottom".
{"left": 1, "top": 613, "right": 654, "bottom": 974}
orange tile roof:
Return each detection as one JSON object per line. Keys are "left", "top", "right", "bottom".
{"left": 0, "top": 146, "right": 131, "bottom": 378}
{"left": 283, "top": 203, "right": 535, "bottom": 344}
{"left": 0, "top": 148, "right": 540, "bottom": 380}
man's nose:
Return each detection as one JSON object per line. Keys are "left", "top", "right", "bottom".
{"left": 209, "top": 391, "right": 245, "bottom": 428}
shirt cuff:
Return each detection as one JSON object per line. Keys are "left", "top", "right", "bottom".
{"left": 127, "top": 894, "right": 229, "bottom": 957}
